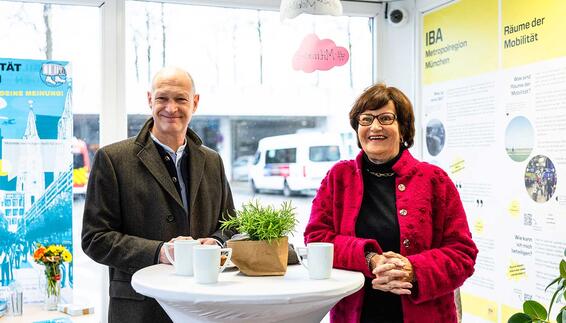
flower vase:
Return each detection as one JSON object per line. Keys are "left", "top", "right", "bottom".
{"left": 44, "top": 280, "right": 61, "bottom": 310}
{"left": 44, "top": 264, "right": 61, "bottom": 311}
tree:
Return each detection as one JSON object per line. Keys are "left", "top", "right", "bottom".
{"left": 256, "top": 10, "right": 263, "bottom": 85}
{"left": 232, "top": 23, "right": 238, "bottom": 84}
{"left": 132, "top": 30, "right": 141, "bottom": 82}
{"left": 43, "top": 4, "right": 53, "bottom": 60}
{"left": 10, "top": 3, "right": 53, "bottom": 59}
{"left": 145, "top": 8, "right": 152, "bottom": 83}
{"left": 160, "top": 3, "right": 166, "bottom": 66}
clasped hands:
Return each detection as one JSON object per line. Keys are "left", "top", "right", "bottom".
{"left": 159, "top": 236, "right": 219, "bottom": 264}
{"left": 369, "top": 251, "right": 414, "bottom": 295}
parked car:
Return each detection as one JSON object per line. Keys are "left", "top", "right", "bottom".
{"left": 249, "top": 132, "right": 345, "bottom": 196}
{"left": 232, "top": 155, "right": 254, "bottom": 181}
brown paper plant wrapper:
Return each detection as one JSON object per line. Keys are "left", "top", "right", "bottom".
{"left": 220, "top": 255, "right": 227, "bottom": 266}
{"left": 226, "top": 236, "right": 289, "bottom": 276}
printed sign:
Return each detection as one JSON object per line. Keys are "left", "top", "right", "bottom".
{"left": 292, "top": 34, "right": 349, "bottom": 73}
{"left": 0, "top": 58, "right": 73, "bottom": 303}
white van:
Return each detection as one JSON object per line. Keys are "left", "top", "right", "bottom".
{"left": 249, "top": 132, "right": 349, "bottom": 196}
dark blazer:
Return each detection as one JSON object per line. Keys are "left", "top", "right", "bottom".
{"left": 81, "top": 118, "right": 235, "bottom": 322}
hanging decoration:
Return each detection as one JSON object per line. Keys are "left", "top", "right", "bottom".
{"left": 280, "top": 0, "right": 343, "bottom": 21}
{"left": 292, "top": 33, "right": 350, "bottom": 73}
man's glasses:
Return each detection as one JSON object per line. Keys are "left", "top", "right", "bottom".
{"left": 357, "top": 112, "right": 397, "bottom": 126}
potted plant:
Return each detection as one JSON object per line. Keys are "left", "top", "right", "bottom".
{"left": 220, "top": 200, "right": 297, "bottom": 276}
{"left": 508, "top": 248, "right": 566, "bottom": 323}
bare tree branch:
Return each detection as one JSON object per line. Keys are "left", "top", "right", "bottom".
{"left": 145, "top": 8, "right": 151, "bottom": 83}
{"left": 11, "top": 4, "right": 43, "bottom": 56}
{"left": 133, "top": 31, "right": 140, "bottom": 82}
{"left": 256, "top": 10, "right": 263, "bottom": 85}
{"left": 43, "top": 4, "right": 53, "bottom": 60}
{"left": 161, "top": 3, "right": 166, "bottom": 67}
{"left": 232, "top": 23, "right": 238, "bottom": 84}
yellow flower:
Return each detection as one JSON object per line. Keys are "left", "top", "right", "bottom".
{"left": 33, "top": 244, "right": 71, "bottom": 266}
{"left": 62, "top": 250, "right": 72, "bottom": 262}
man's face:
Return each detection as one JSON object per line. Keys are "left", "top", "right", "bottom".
{"left": 147, "top": 71, "right": 199, "bottom": 140}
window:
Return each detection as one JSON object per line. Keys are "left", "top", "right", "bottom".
{"left": 0, "top": 1, "right": 101, "bottom": 309}
{"left": 252, "top": 150, "right": 261, "bottom": 165}
{"left": 266, "top": 148, "right": 297, "bottom": 164}
{"left": 125, "top": 1, "right": 373, "bottom": 180}
{"left": 124, "top": 1, "right": 375, "bottom": 262}
{"left": 310, "top": 145, "right": 341, "bottom": 162}
{"left": 73, "top": 151, "right": 86, "bottom": 168}
{"left": 0, "top": 1, "right": 101, "bottom": 183}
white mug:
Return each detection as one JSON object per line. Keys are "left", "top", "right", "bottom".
{"left": 193, "top": 245, "right": 233, "bottom": 284}
{"left": 295, "top": 242, "right": 334, "bottom": 279}
{"left": 164, "top": 239, "right": 200, "bottom": 276}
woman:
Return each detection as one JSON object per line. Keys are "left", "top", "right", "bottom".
{"left": 304, "top": 83, "right": 478, "bottom": 323}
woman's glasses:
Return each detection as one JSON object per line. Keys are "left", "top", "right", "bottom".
{"left": 357, "top": 112, "right": 397, "bottom": 126}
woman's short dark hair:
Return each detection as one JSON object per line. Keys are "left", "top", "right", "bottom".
{"left": 349, "top": 83, "right": 415, "bottom": 148}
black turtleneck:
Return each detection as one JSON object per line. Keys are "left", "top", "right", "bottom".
{"left": 355, "top": 148, "right": 403, "bottom": 323}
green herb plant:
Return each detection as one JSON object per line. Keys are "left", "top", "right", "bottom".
{"left": 508, "top": 248, "right": 566, "bottom": 323}
{"left": 220, "top": 200, "right": 297, "bottom": 242}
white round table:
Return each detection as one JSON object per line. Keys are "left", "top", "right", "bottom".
{"left": 131, "top": 264, "right": 364, "bottom": 323}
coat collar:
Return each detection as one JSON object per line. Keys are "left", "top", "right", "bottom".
{"left": 355, "top": 148, "right": 419, "bottom": 178}
{"left": 134, "top": 118, "right": 205, "bottom": 212}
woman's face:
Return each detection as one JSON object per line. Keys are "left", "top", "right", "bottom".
{"left": 357, "top": 100, "right": 401, "bottom": 164}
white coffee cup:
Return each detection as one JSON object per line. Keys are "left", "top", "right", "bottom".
{"left": 164, "top": 239, "right": 200, "bottom": 276}
{"left": 193, "top": 245, "right": 233, "bottom": 284}
{"left": 295, "top": 242, "right": 334, "bottom": 279}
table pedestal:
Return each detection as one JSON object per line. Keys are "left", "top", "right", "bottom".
{"left": 159, "top": 297, "right": 339, "bottom": 323}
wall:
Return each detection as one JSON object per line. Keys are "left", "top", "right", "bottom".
{"left": 376, "top": 0, "right": 421, "bottom": 156}
{"left": 391, "top": 1, "right": 566, "bottom": 322}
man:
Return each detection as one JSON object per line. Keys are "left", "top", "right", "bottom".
{"left": 82, "top": 67, "right": 235, "bottom": 322}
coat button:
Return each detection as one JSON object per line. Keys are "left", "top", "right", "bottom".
{"left": 399, "top": 209, "right": 407, "bottom": 216}
{"left": 398, "top": 184, "right": 406, "bottom": 191}
{"left": 403, "top": 239, "right": 410, "bottom": 248}
{"left": 166, "top": 215, "right": 175, "bottom": 222}
{"left": 164, "top": 155, "right": 170, "bottom": 161}
{"left": 172, "top": 176, "right": 177, "bottom": 183}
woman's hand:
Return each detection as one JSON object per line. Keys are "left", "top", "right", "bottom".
{"left": 369, "top": 252, "right": 414, "bottom": 295}
{"left": 382, "top": 251, "right": 415, "bottom": 283}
